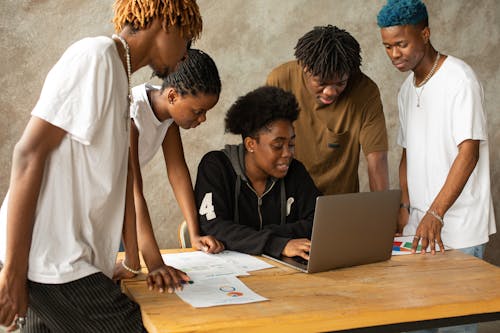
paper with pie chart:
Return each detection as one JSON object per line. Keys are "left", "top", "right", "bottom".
{"left": 175, "top": 275, "right": 268, "bottom": 308}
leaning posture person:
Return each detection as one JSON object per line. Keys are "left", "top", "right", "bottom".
{"left": 116, "top": 49, "right": 224, "bottom": 293}
{"left": 0, "top": 0, "right": 202, "bottom": 331}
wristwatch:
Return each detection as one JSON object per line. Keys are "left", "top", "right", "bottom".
{"left": 399, "top": 203, "right": 410, "bottom": 214}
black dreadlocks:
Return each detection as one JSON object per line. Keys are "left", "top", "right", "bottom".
{"left": 294, "top": 25, "right": 361, "bottom": 81}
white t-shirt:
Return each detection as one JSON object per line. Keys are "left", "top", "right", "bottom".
{"left": 397, "top": 55, "right": 496, "bottom": 249}
{"left": 0, "top": 36, "right": 129, "bottom": 283}
{"left": 130, "top": 83, "right": 174, "bottom": 168}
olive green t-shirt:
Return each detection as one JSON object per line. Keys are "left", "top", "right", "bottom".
{"left": 266, "top": 61, "right": 388, "bottom": 195}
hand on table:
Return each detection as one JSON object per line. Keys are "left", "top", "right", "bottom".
{"left": 147, "top": 264, "right": 191, "bottom": 294}
{"left": 282, "top": 238, "right": 311, "bottom": 260}
{"left": 192, "top": 235, "right": 225, "bottom": 254}
{"left": 412, "top": 212, "right": 444, "bottom": 255}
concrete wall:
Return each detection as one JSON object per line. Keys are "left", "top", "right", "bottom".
{"left": 1, "top": 0, "right": 498, "bottom": 264}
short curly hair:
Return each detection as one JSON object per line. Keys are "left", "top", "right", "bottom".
{"left": 112, "top": 0, "right": 202, "bottom": 40}
{"left": 161, "top": 49, "right": 221, "bottom": 97}
{"left": 225, "top": 86, "right": 299, "bottom": 140}
{"left": 294, "top": 25, "right": 361, "bottom": 82}
{"left": 377, "top": 0, "right": 428, "bottom": 28}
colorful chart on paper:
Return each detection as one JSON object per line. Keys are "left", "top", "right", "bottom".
{"left": 392, "top": 240, "right": 421, "bottom": 254}
{"left": 392, "top": 236, "right": 450, "bottom": 255}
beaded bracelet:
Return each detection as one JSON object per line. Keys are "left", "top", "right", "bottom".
{"left": 121, "top": 260, "right": 141, "bottom": 275}
{"left": 427, "top": 210, "right": 444, "bottom": 226}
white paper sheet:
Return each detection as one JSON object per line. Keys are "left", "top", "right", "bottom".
{"left": 206, "top": 250, "right": 275, "bottom": 272}
{"left": 175, "top": 275, "right": 268, "bottom": 307}
{"left": 161, "top": 250, "right": 274, "bottom": 307}
{"left": 162, "top": 251, "right": 245, "bottom": 280}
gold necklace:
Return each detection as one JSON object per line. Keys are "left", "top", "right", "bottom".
{"left": 112, "top": 34, "right": 132, "bottom": 131}
{"left": 414, "top": 51, "right": 440, "bottom": 108}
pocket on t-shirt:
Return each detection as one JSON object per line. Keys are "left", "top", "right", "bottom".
{"left": 296, "top": 127, "right": 350, "bottom": 174}
{"left": 319, "top": 129, "right": 349, "bottom": 165}
{"left": 325, "top": 130, "right": 349, "bottom": 151}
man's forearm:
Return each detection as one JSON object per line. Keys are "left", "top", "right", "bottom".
{"left": 429, "top": 140, "right": 479, "bottom": 218}
{"left": 367, "top": 151, "right": 389, "bottom": 191}
{"left": 122, "top": 156, "right": 140, "bottom": 270}
{"left": 4, "top": 141, "right": 48, "bottom": 275}
{"left": 399, "top": 149, "right": 410, "bottom": 204}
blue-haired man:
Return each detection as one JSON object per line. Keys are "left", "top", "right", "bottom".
{"left": 377, "top": 0, "right": 495, "bottom": 257}
{"left": 377, "top": 3, "right": 495, "bottom": 331}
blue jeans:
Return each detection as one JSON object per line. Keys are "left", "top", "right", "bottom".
{"left": 458, "top": 243, "right": 485, "bottom": 259}
{"left": 406, "top": 244, "right": 486, "bottom": 333}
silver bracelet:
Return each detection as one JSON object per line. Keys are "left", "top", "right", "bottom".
{"left": 427, "top": 209, "right": 444, "bottom": 226}
{"left": 121, "top": 259, "right": 141, "bottom": 275}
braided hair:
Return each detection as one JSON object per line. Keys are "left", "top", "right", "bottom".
{"left": 294, "top": 25, "right": 361, "bottom": 82}
{"left": 225, "top": 86, "right": 299, "bottom": 140}
{"left": 112, "top": 0, "right": 202, "bottom": 40}
{"left": 161, "top": 49, "right": 221, "bottom": 97}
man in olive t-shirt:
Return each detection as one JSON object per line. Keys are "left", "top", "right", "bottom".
{"left": 266, "top": 25, "right": 389, "bottom": 195}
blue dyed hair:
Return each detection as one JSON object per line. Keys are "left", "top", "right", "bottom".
{"left": 377, "top": 0, "right": 428, "bottom": 28}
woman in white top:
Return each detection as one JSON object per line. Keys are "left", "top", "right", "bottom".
{"left": 119, "top": 49, "right": 224, "bottom": 293}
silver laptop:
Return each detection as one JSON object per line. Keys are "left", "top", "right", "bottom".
{"left": 263, "top": 190, "right": 401, "bottom": 273}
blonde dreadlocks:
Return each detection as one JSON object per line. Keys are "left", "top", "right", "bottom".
{"left": 112, "top": 0, "right": 202, "bottom": 40}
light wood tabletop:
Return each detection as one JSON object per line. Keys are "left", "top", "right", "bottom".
{"left": 120, "top": 249, "right": 500, "bottom": 333}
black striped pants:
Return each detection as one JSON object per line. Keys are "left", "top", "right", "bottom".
{"left": 24, "top": 272, "right": 147, "bottom": 333}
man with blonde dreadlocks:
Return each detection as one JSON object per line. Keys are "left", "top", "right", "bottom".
{"left": 0, "top": 1, "right": 202, "bottom": 331}
{"left": 266, "top": 25, "right": 389, "bottom": 195}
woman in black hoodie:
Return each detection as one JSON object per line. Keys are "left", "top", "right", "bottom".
{"left": 194, "top": 86, "right": 321, "bottom": 260}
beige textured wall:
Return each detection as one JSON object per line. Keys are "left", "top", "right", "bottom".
{"left": 1, "top": 0, "right": 499, "bottom": 264}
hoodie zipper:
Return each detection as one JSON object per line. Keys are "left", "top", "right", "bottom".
{"left": 245, "top": 180, "right": 277, "bottom": 230}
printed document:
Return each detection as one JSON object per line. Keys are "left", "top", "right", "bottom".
{"left": 175, "top": 275, "right": 268, "bottom": 308}
{"left": 161, "top": 250, "right": 273, "bottom": 307}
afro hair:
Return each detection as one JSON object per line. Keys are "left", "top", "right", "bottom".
{"left": 225, "top": 86, "right": 299, "bottom": 139}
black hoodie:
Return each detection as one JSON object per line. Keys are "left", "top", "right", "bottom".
{"left": 194, "top": 144, "right": 321, "bottom": 257}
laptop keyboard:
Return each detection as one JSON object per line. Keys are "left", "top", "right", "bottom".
{"left": 292, "top": 256, "right": 309, "bottom": 265}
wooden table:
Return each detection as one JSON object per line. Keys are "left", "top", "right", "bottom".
{"left": 120, "top": 249, "right": 500, "bottom": 333}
